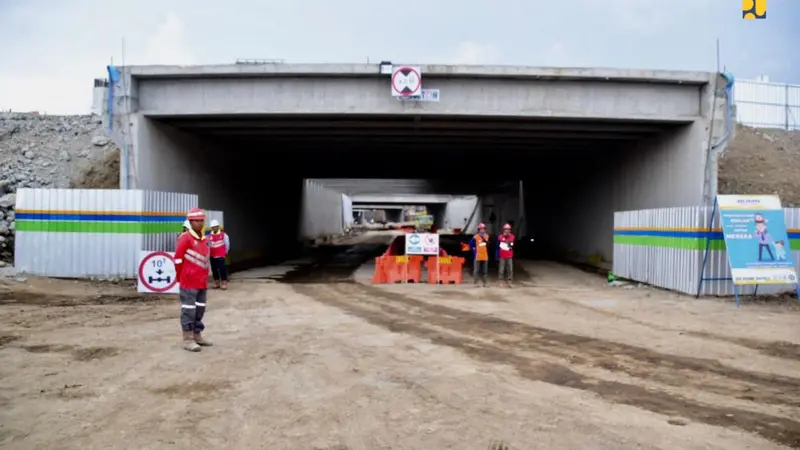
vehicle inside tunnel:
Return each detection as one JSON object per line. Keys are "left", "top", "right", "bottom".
{"left": 134, "top": 113, "right": 703, "bottom": 274}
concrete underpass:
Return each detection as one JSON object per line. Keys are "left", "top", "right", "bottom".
{"left": 110, "top": 64, "right": 729, "bottom": 273}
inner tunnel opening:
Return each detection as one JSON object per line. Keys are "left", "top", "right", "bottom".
{"left": 136, "top": 114, "right": 696, "bottom": 280}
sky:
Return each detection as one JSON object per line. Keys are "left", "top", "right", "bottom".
{"left": 0, "top": 0, "right": 798, "bottom": 114}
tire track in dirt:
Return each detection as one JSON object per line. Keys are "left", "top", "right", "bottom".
{"left": 362, "top": 285, "right": 800, "bottom": 409}
{"left": 522, "top": 288, "right": 800, "bottom": 361}
{"left": 294, "top": 283, "right": 800, "bottom": 448}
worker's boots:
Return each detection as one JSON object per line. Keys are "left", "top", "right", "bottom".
{"left": 193, "top": 332, "right": 213, "bottom": 347}
{"left": 221, "top": 281, "right": 228, "bottom": 290}
{"left": 182, "top": 332, "right": 201, "bottom": 352}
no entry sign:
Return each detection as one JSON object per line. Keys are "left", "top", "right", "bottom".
{"left": 391, "top": 66, "right": 422, "bottom": 97}
{"left": 138, "top": 251, "right": 179, "bottom": 294}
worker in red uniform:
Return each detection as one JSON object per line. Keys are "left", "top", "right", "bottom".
{"left": 469, "top": 223, "right": 490, "bottom": 287}
{"left": 496, "top": 223, "right": 516, "bottom": 287}
{"left": 207, "top": 219, "right": 230, "bottom": 290}
{"left": 174, "top": 208, "right": 212, "bottom": 352}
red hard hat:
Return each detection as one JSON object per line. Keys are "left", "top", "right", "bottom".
{"left": 503, "top": 224, "right": 511, "bottom": 230}
{"left": 478, "top": 223, "right": 486, "bottom": 229}
{"left": 186, "top": 208, "right": 206, "bottom": 221}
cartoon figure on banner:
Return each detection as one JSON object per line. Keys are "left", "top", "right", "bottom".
{"left": 774, "top": 240, "right": 788, "bottom": 261}
{"left": 754, "top": 215, "right": 775, "bottom": 261}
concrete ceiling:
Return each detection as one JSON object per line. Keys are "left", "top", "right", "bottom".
{"left": 162, "top": 114, "right": 673, "bottom": 154}
{"left": 158, "top": 114, "right": 679, "bottom": 184}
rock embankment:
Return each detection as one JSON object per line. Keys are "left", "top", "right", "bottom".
{"left": 0, "top": 113, "right": 120, "bottom": 262}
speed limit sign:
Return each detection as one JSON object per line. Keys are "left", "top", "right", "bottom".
{"left": 137, "top": 251, "right": 179, "bottom": 294}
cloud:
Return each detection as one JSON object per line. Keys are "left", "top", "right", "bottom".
{"left": 542, "top": 41, "right": 571, "bottom": 67}
{"left": 132, "top": 13, "right": 196, "bottom": 65}
{"left": 606, "top": 0, "right": 667, "bottom": 34}
{"left": 0, "top": 74, "right": 95, "bottom": 115}
{"left": 448, "top": 41, "right": 498, "bottom": 65}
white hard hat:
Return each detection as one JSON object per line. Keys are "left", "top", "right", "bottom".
{"left": 209, "top": 219, "right": 220, "bottom": 227}
{"left": 183, "top": 220, "right": 190, "bottom": 228}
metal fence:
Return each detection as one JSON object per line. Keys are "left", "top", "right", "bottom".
{"left": 14, "top": 189, "right": 223, "bottom": 279}
{"left": 613, "top": 206, "right": 800, "bottom": 296}
{"left": 734, "top": 79, "right": 800, "bottom": 130}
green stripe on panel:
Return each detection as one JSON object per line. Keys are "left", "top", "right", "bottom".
{"left": 614, "top": 235, "right": 800, "bottom": 252}
{"left": 16, "top": 220, "right": 182, "bottom": 234}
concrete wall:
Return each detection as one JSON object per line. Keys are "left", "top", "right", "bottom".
{"left": 481, "top": 194, "right": 522, "bottom": 234}
{"left": 443, "top": 196, "right": 481, "bottom": 233}
{"left": 342, "top": 194, "right": 354, "bottom": 227}
{"left": 300, "top": 179, "right": 344, "bottom": 240}
{"left": 131, "top": 115, "right": 304, "bottom": 264}
{"left": 525, "top": 121, "right": 708, "bottom": 265}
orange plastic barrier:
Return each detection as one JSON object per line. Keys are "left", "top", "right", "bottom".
{"left": 384, "top": 255, "right": 423, "bottom": 283}
{"left": 425, "top": 256, "right": 465, "bottom": 284}
{"left": 371, "top": 256, "right": 388, "bottom": 284}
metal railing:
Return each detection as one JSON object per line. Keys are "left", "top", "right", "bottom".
{"left": 734, "top": 79, "right": 799, "bottom": 130}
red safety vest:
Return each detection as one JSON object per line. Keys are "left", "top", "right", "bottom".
{"left": 174, "top": 230, "right": 210, "bottom": 290}
{"left": 208, "top": 231, "right": 227, "bottom": 259}
{"left": 497, "top": 233, "right": 515, "bottom": 259}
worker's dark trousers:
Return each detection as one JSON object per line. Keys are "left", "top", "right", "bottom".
{"left": 210, "top": 257, "right": 228, "bottom": 281}
{"left": 498, "top": 258, "right": 514, "bottom": 281}
{"left": 179, "top": 288, "right": 207, "bottom": 333}
{"left": 473, "top": 260, "right": 489, "bottom": 285}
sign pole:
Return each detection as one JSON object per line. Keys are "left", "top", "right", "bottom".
{"left": 436, "top": 253, "right": 440, "bottom": 287}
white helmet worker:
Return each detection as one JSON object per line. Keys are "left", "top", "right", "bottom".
{"left": 210, "top": 219, "right": 220, "bottom": 228}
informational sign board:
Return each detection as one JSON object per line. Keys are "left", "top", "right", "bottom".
{"left": 405, "top": 232, "right": 440, "bottom": 255}
{"left": 138, "top": 251, "right": 180, "bottom": 294}
{"left": 718, "top": 195, "right": 797, "bottom": 285}
{"left": 391, "top": 66, "right": 422, "bottom": 97}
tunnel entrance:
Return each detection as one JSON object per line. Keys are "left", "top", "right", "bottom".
{"left": 139, "top": 114, "right": 694, "bottom": 275}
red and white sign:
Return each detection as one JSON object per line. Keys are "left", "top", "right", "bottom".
{"left": 138, "top": 251, "right": 179, "bottom": 294}
{"left": 391, "top": 66, "right": 422, "bottom": 97}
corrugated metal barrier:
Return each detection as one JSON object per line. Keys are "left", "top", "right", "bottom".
{"left": 14, "top": 189, "right": 225, "bottom": 279}
{"left": 614, "top": 207, "right": 800, "bottom": 296}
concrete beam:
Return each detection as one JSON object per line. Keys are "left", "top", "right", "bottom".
{"left": 137, "top": 76, "right": 703, "bottom": 121}
{"left": 127, "top": 64, "right": 711, "bottom": 85}
{"left": 196, "top": 130, "right": 650, "bottom": 140}
{"left": 352, "top": 194, "right": 453, "bottom": 204}
{"left": 353, "top": 205, "right": 406, "bottom": 210}
{"left": 169, "top": 119, "right": 667, "bottom": 134}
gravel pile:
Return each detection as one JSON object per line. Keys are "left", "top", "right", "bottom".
{"left": 0, "top": 112, "right": 119, "bottom": 263}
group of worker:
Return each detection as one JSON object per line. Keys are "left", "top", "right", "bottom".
{"left": 468, "top": 222, "right": 516, "bottom": 288}
{"left": 180, "top": 217, "right": 230, "bottom": 289}
{"left": 171, "top": 208, "right": 516, "bottom": 352}
{"left": 176, "top": 209, "right": 230, "bottom": 352}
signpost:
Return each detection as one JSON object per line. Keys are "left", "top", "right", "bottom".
{"left": 697, "top": 195, "right": 799, "bottom": 306}
{"left": 138, "top": 251, "right": 180, "bottom": 294}
{"left": 405, "top": 232, "right": 440, "bottom": 285}
{"left": 391, "top": 66, "right": 422, "bottom": 97}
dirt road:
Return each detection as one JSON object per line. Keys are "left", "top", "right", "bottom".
{"left": 1, "top": 261, "right": 799, "bottom": 449}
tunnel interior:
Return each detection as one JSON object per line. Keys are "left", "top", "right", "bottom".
{"left": 135, "top": 114, "right": 699, "bottom": 268}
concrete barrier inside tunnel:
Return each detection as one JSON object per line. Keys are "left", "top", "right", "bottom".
{"left": 129, "top": 113, "right": 711, "bottom": 269}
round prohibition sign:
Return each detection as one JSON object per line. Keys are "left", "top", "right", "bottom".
{"left": 138, "top": 251, "right": 178, "bottom": 293}
{"left": 424, "top": 235, "right": 437, "bottom": 245}
{"left": 392, "top": 67, "right": 422, "bottom": 97}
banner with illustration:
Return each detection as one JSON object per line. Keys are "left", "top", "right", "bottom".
{"left": 718, "top": 195, "right": 797, "bottom": 285}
